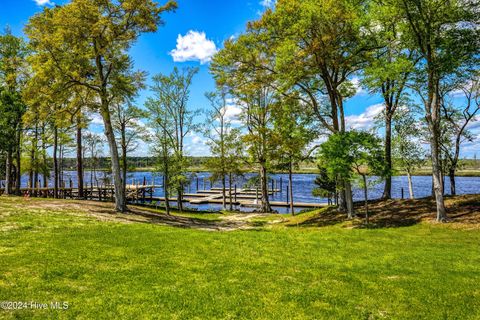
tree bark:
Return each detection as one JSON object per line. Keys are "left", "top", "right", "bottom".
{"left": 101, "top": 106, "right": 127, "bottom": 212}
{"left": 229, "top": 173, "right": 233, "bottom": 211}
{"left": 289, "top": 162, "right": 294, "bottom": 215}
{"left": 53, "top": 126, "right": 59, "bottom": 199}
{"left": 14, "top": 125, "right": 21, "bottom": 195}
{"left": 259, "top": 163, "right": 272, "bottom": 212}
{"left": 345, "top": 180, "right": 354, "bottom": 218}
{"left": 407, "top": 171, "right": 414, "bottom": 199}
{"left": 430, "top": 124, "right": 447, "bottom": 221}
{"left": 337, "top": 178, "right": 347, "bottom": 212}
{"left": 4, "top": 149, "right": 13, "bottom": 195}
{"left": 449, "top": 168, "right": 456, "bottom": 196}
{"left": 221, "top": 173, "right": 226, "bottom": 210}
{"left": 382, "top": 115, "right": 392, "bottom": 199}
{"left": 76, "top": 118, "right": 84, "bottom": 199}
{"left": 363, "top": 175, "right": 369, "bottom": 224}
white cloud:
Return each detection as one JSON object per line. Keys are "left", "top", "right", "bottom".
{"left": 346, "top": 103, "right": 384, "bottom": 131}
{"left": 222, "top": 100, "right": 243, "bottom": 125}
{"left": 260, "top": 0, "right": 275, "bottom": 7}
{"left": 89, "top": 113, "right": 104, "bottom": 126}
{"left": 351, "top": 76, "right": 366, "bottom": 96}
{"left": 170, "top": 31, "right": 217, "bottom": 64}
{"left": 34, "top": 0, "right": 53, "bottom": 6}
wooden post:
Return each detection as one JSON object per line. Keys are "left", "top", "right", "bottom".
{"left": 401, "top": 188, "right": 404, "bottom": 200}
{"left": 142, "top": 176, "right": 146, "bottom": 203}
{"left": 196, "top": 177, "right": 199, "bottom": 191}
{"left": 280, "top": 177, "right": 283, "bottom": 192}
{"left": 271, "top": 179, "right": 274, "bottom": 193}
{"left": 234, "top": 184, "right": 237, "bottom": 202}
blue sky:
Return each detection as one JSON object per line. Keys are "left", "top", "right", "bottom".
{"left": 1, "top": 0, "right": 477, "bottom": 157}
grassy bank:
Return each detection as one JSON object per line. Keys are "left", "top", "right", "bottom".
{"left": 0, "top": 197, "right": 479, "bottom": 319}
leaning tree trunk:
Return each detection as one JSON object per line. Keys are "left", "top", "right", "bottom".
{"left": 407, "top": 171, "right": 414, "bottom": 199}
{"left": 101, "top": 106, "right": 127, "bottom": 213}
{"left": 259, "top": 163, "right": 272, "bottom": 213}
{"left": 382, "top": 115, "right": 392, "bottom": 199}
{"left": 76, "top": 118, "right": 84, "bottom": 199}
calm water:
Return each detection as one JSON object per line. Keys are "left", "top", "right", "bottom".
{"left": 20, "top": 171, "right": 480, "bottom": 213}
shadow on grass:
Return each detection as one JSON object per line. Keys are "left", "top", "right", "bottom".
{"left": 289, "top": 194, "right": 480, "bottom": 229}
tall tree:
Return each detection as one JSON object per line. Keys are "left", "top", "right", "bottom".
{"left": 272, "top": 96, "right": 317, "bottom": 215}
{"left": 146, "top": 67, "right": 198, "bottom": 213}
{"left": 363, "top": 2, "right": 418, "bottom": 199}
{"left": 203, "top": 89, "right": 232, "bottom": 210}
{"left": 112, "top": 99, "right": 148, "bottom": 197}
{"left": 392, "top": 107, "right": 427, "bottom": 199}
{"left": 395, "top": 0, "right": 479, "bottom": 221}
{"left": 440, "top": 75, "right": 480, "bottom": 195}
{"left": 319, "top": 131, "right": 386, "bottom": 220}
{"left": 238, "top": 0, "right": 377, "bottom": 214}
{"left": 25, "top": 0, "right": 177, "bottom": 212}
{"left": 0, "top": 29, "right": 28, "bottom": 195}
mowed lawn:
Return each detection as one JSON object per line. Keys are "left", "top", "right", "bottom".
{"left": 0, "top": 197, "right": 479, "bottom": 319}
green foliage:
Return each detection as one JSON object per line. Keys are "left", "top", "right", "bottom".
{"left": 319, "top": 131, "right": 387, "bottom": 184}
{"left": 392, "top": 108, "right": 426, "bottom": 174}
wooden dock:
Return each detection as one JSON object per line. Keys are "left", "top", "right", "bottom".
{"left": 0, "top": 180, "right": 326, "bottom": 210}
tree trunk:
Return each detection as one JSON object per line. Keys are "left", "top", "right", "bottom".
{"left": 121, "top": 145, "right": 127, "bottom": 199}
{"left": 337, "top": 178, "right": 347, "bottom": 212}
{"left": 177, "top": 187, "right": 184, "bottom": 212}
{"left": 382, "top": 115, "right": 392, "bottom": 199}
{"left": 76, "top": 119, "right": 84, "bottom": 199}
{"left": 363, "top": 175, "right": 369, "bottom": 224}
{"left": 163, "top": 174, "right": 170, "bottom": 215}
{"left": 101, "top": 106, "right": 127, "bottom": 212}
{"left": 4, "top": 149, "right": 13, "bottom": 195}
{"left": 345, "top": 180, "right": 354, "bottom": 218}
{"left": 259, "top": 163, "right": 272, "bottom": 212}
{"left": 41, "top": 125, "right": 47, "bottom": 188}
{"left": 53, "top": 126, "right": 59, "bottom": 199}
{"left": 221, "top": 173, "right": 226, "bottom": 210}
{"left": 449, "top": 168, "right": 456, "bottom": 196}
{"left": 229, "top": 173, "right": 233, "bottom": 211}
{"left": 15, "top": 126, "right": 21, "bottom": 195}
{"left": 289, "top": 162, "right": 294, "bottom": 215}
{"left": 407, "top": 171, "right": 414, "bottom": 199}
{"left": 430, "top": 126, "right": 447, "bottom": 221}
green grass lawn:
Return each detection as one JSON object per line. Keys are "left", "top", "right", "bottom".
{"left": 0, "top": 197, "right": 479, "bottom": 319}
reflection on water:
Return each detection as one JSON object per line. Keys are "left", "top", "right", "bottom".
{"left": 21, "top": 171, "right": 480, "bottom": 214}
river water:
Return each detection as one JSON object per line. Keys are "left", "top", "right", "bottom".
{"left": 20, "top": 171, "right": 480, "bottom": 213}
